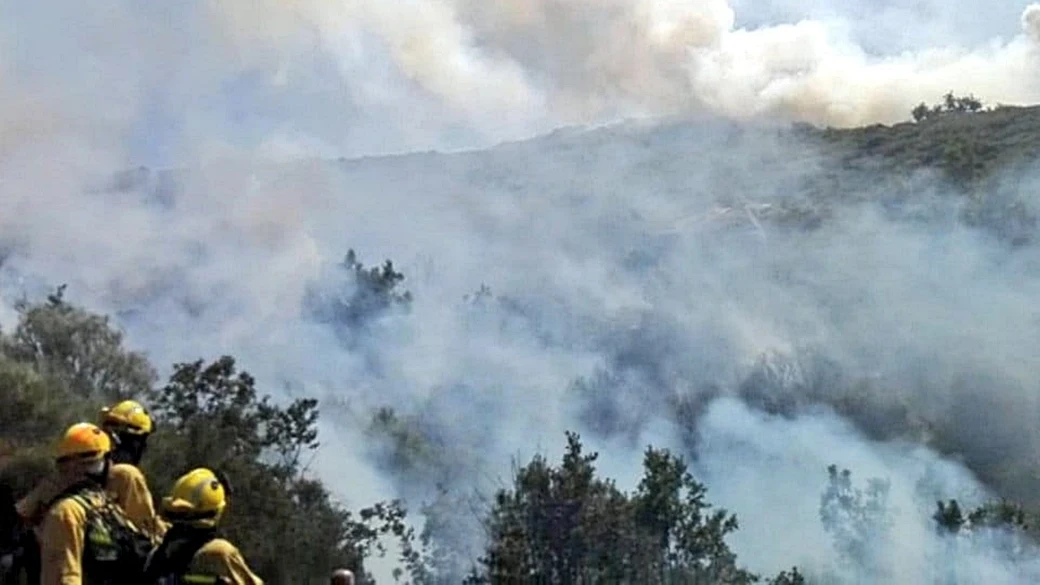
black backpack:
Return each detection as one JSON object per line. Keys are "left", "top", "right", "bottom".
{"left": 62, "top": 488, "right": 155, "bottom": 585}
{"left": 143, "top": 527, "right": 230, "bottom": 585}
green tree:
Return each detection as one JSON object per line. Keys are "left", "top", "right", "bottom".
{"left": 146, "top": 355, "right": 319, "bottom": 478}
{"left": 304, "top": 249, "right": 413, "bottom": 338}
{"left": 0, "top": 290, "right": 429, "bottom": 585}
{"left": 1, "top": 285, "right": 156, "bottom": 401}
{"left": 0, "top": 355, "right": 91, "bottom": 451}
{"left": 933, "top": 500, "right": 966, "bottom": 534}
{"left": 911, "top": 92, "right": 985, "bottom": 122}
{"left": 0, "top": 288, "right": 145, "bottom": 495}
{"left": 467, "top": 432, "right": 764, "bottom": 584}
{"left": 141, "top": 356, "right": 425, "bottom": 585}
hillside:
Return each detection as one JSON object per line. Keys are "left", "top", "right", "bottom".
{"left": 4, "top": 99, "right": 1040, "bottom": 584}
{"left": 811, "top": 104, "right": 1040, "bottom": 174}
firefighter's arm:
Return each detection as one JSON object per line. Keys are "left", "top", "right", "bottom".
{"left": 16, "top": 475, "right": 62, "bottom": 525}
{"left": 224, "top": 546, "right": 264, "bottom": 585}
{"left": 108, "top": 464, "right": 167, "bottom": 541}
{"left": 38, "top": 500, "right": 86, "bottom": 585}
{"left": 195, "top": 540, "right": 264, "bottom": 585}
{"left": 14, "top": 491, "right": 42, "bottom": 523}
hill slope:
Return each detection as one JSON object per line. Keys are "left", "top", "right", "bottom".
{"left": 4, "top": 101, "right": 1040, "bottom": 584}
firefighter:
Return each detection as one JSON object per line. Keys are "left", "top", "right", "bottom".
{"left": 17, "top": 400, "right": 167, "bottom": 544}
{"left": 38, "top": 422, "right": 152, "bottom": 585}
{"left": 98, "top": 400, "right": 168, "bottom": 542}
{"left": 143, "top": 468, "right": 263, "bottom": 585}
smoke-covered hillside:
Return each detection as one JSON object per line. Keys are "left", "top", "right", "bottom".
{"left": 4, "top": 98, "right": 1040, "bottom": 583}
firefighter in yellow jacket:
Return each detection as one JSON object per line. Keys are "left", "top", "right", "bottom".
{"left": 38, "top": 421, "right": 134, "bottom": 585}
{"left": 17, "top": 400, "right": 167, "bottom": 544}
{"left": 97, "top": 399, "right": 168, "bottom": 541}
{"left": 142, "top": 468, "right": 263, "bottom": 585}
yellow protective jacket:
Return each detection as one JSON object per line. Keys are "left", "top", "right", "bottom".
{"left": 17, "top": 464, "right": 168, "bottom": 544}
{"left": 37, "top": 487, "right": 104, "bottom": 585}
{"left": 106, "top": 463, "right": 169, "bottom": 543}
{"left": 183, "top": 538, "right": 264, "bottom": 585}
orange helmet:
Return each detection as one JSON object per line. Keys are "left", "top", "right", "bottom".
{"left": 56, "top": 422, "right": 112, "bottom": 464}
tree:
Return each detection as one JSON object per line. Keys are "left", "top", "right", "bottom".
{"left": 0, "top": 291, "right": 434, "bottom": 585}
{"left": 0, "top": 355, "right": 91, "bottom": 450}
{"left": 304, "top": 249, "right": 413, "bottom": 340}
{"left": 911, "top": 92, "right": 985, "bottom": 122}
{"left": 146, "top": 355, "right": 319, "bottom": 477}
{"left": 1, "top": 285, "right": 156, "bottom": 401}
{"left": 819, "top": 465, "right": 892, "bottom": 580}
{"left": 141, "top": 356, "right": 424, "bottom": 585}
{"left": 768, "top": 567, "right": 806, "bottom": 585}
{"left": 933, "top": 499, "right": 966, "bottom": 534}
{"left": 0, "top": 289, "right": 150, "bottom": 497}
{"left": 468, "top": 432, "right": 764, "bottom": 584}
{"left": 911, "top": 103, "right": 931, "bottom": 123}
{"left": 933, "top": 497, "right": 1034, "bottom": 565}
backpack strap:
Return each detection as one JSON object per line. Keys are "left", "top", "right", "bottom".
{"left": 58, "top": 491, "right": 103, "bottom": 529}
{"left": 66, "top": 494, "right": 93, "bottom": 513}
{"left": 64, "top": 492, "right": 125, "bottom": 558}
{"left": 42, "top": 480, "right": 108, "bottom": 520}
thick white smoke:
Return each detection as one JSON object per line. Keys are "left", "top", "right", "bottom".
{"left": 205, "top": 0, "right": 1040, "bottom": 139}
{"left": 5, "top": 0, "right": 1040, "bottom": 163}
{"left": 696, "top": 398, "right": 1040, "bottom": 583}
{"left": 4, "top": 0, "right": 1040, "bottom": 583}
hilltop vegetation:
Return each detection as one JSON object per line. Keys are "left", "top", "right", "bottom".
{"left": 787, "top": 94, "right": 1040, "bottom": 244}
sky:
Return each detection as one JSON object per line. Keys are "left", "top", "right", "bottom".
{"left": 4, "top": 0, "right": 1040, "bottom": 583}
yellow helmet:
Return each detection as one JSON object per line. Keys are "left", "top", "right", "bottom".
{"left": 99, "top": 400, "right": 153, "bottom": 435}
{"left": 161, "top": 468, "right": 227, "bottom": 528}
{"left": 56, "top": 422, "right": 113, "bottom": 463}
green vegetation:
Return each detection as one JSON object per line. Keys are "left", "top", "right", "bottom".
{"left": 462, "top": 431, "right": 769, "bottom": 584}
{"left": 0, "top": 286, "right": 421, "bottom": 585}
{"left": 912, "top": 92, "right": 986, "bottom": 123}
{"left": 772, "top": 93, "right": 1040, "bottom": 245}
